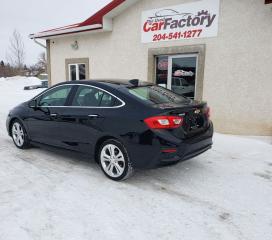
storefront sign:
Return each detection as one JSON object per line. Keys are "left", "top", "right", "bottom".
{"left": 141, "top": 0, "right": 220, "bottom": 43}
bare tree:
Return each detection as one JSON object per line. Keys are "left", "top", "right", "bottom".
{"left": 0, "top": 60, "right": 16, "bottom": 78}
{"left": 27, "top": 52, "right": 47, "bottom": 76}
{"left": 37, "top": 52, "right": 47, "bottom": 73}
{"left": 6, "top": 30, "right": 25, "bottom": 70}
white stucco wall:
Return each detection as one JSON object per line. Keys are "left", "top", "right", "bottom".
{"left": 49, "top": 0, "right": 272, "bottom": 135}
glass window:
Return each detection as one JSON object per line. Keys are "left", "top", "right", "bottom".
{"left": 171, "top": 56, "right": 197, "bottom": 99}
{"left": 100, "top": 92, "right": 121, "bottom": 107}
{"left": 69, "top": 65, "right": 77, "bottom": 81}
{"left": 79, "top": 64, "right": 86, "bottom": 80}
{"left": 69, "top": 63, "right": 86, "bottom": 81}
{"left": 72, "top": 86, "right": 121, "bottom": 107}
{"left": 38, "top": 85, "right": 72, "bottom": 106}
{"left": 155, "top": 55, "right": 198, "bottom": 99}
{"left": 155, "top": 56, "right": 168, "bottom": 88}
{"left": 128, "top": 85, "right": 187, "bottom": 105}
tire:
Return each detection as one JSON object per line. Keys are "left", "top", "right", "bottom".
{"left": 11, "top": 120, "right": 30, "bottom": 149}
{"left": 98, "top": 139, "right": 134, "bottom": 181}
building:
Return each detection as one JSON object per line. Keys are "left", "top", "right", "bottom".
{"left": 30, "top": 0, "right": 272, "bottom": 135}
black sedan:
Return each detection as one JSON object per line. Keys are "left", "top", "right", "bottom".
{"left": 6, "top": 80, "right": 213, "bottom": 181}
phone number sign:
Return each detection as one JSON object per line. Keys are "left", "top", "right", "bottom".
{"left": 141, "top": 0, "right": 220, "bottom": 43}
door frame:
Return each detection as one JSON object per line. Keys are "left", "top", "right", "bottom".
{"left": 148, "top": 44, "right": 206, "bottom": 101}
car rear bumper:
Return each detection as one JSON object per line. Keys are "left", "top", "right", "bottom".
{"left": 160, "top": 134, "right": 213, "bottom": 164}
{"left": 129, "top": 122, "right": 213, "bottom": 169}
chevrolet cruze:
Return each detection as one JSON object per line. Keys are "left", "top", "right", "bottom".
{"left": 7, "top": 80, "right": 213, "bottom": 181}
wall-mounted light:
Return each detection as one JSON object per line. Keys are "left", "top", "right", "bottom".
{"left": 71, "top": 40, "right": 79, "bottom": 50}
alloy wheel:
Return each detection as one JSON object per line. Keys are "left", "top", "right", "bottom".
{"left": 12, "top": 122, "right": 25, "bottom": 147}
{"left": 100, "top": 144, "right": 125, "bottom": 178}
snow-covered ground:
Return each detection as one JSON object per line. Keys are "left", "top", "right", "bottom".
{"left": 0, "top": 76, "right": 43, "bottom": 119}
{"left": 0, "top": 77, "right": 271, "bottom": 240}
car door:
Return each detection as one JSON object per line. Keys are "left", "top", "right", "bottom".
{"left": 55, "top": 85, "right": 123, "bottom": 154}
{"left": 25, "top": 84, "right": 74, "bottom": 147}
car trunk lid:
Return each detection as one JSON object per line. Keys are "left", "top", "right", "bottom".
{"left": 153, "top": 100, "right": 210, "bottom": 139}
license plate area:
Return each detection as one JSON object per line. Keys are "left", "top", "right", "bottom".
{"left": 183, "top": 109, "right": 206, "bottom": 134}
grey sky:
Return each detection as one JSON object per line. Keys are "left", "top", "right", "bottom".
{"left": 0, "top": 0, "right": 112, "bottom": 65}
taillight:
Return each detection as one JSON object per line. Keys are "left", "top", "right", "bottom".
{"left": 144, "top": 116, "right": 183, "bottom": 129}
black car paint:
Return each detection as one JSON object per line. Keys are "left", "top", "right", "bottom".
{"left": 7, "top": 80, "right": 213, "bottom": 169}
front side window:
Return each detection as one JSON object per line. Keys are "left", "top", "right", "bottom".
{"left": 69, "top": 63, "right": 86, "bottom": 81}
{"left": 72, "top": 85, "right": 122, "bottom": 107}
{"left": 38, "top": 85, "right": 72, "bottom": 107}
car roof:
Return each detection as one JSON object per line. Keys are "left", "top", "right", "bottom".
{"left": 56, "top": 79, "right": 153, "bottom": 89}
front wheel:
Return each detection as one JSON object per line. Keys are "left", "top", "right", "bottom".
{"left": 11, "top": 120, "right": 30, "bottom": 149}
{"left": 99, "top": 139, "right": 134, "bottom": 181}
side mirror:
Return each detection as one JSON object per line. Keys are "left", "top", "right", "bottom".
{"left": 29, "top": 99, "right": 38, "bottom": 108}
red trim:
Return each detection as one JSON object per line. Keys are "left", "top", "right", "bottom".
{"left": 79, "top": 0, "right": 126, "bottom": 27}
{"left": 265, "top": 0, "right": 272, "bottom": 3}
{"left": 33, "top": 0, "right": 126, "bottom": 38}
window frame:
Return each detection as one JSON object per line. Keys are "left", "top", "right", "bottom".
{"left": 68, "top": 63, "right": 86, "bottom": 81}
{"left": 65, "top": 58, "right": 89, "bottom": 81}
{"left": 32, "top": 84, "right": 125, "bottom": 109}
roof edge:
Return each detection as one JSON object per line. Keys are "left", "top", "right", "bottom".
{"left": 29, "top": 0, "right": 139, "bottom": 39}
{"left": 29, "top": 24, "right": 103, "bottom": 39}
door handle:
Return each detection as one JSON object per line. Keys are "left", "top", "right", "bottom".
{"left": 50, "top": 113, "right": 58, "bottom": 117}
{"left": 88, "top": 114, "right": 99, "bottom": 118}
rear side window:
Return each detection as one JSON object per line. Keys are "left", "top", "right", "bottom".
{"left": 71, "top": 85, "right": 122, "bottom": 107}
{"left": 38, "top": 85, "right": 72, "bottom": 106}
{"left": 128, "top": 85, "right": 187, "bottom": 105}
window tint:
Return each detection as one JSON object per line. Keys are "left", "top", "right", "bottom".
{"left": 72, "top": 85, "right": 121, "bottom": 107}
{"left": 100, "top": 92, "right": 121, "bottom": 107}
{"left": 38, "top": 85, "right": 72, "bottom": 106}
{"left": 128, "top": 85, "right": 187, "bottom": 105}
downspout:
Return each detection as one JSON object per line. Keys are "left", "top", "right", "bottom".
{"left": 32, "top": 37, "right": 51, "bottom": 86}
{"left": 33, "top": 37, "right": 46, "bottom": 49}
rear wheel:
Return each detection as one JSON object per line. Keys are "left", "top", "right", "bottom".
{"left": 98, "top": 139, "right": 134, "bottom": 181}
{"left": 11, "top": 120, "right": 30, "bottom": 149}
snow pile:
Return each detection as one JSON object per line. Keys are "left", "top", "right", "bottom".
{"left": 0, "top": 76, "right": 41, "bottom": 85}
{"left": 0, "top": 76, "right": 44, "bottom": 117}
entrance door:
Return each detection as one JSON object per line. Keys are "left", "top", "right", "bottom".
{"left": 156, "top": 54, "right": 198, "bottom": 99}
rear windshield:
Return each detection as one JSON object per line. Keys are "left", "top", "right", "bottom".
{"left": 128, "top": 85, "right": 187, "bottom": 105}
